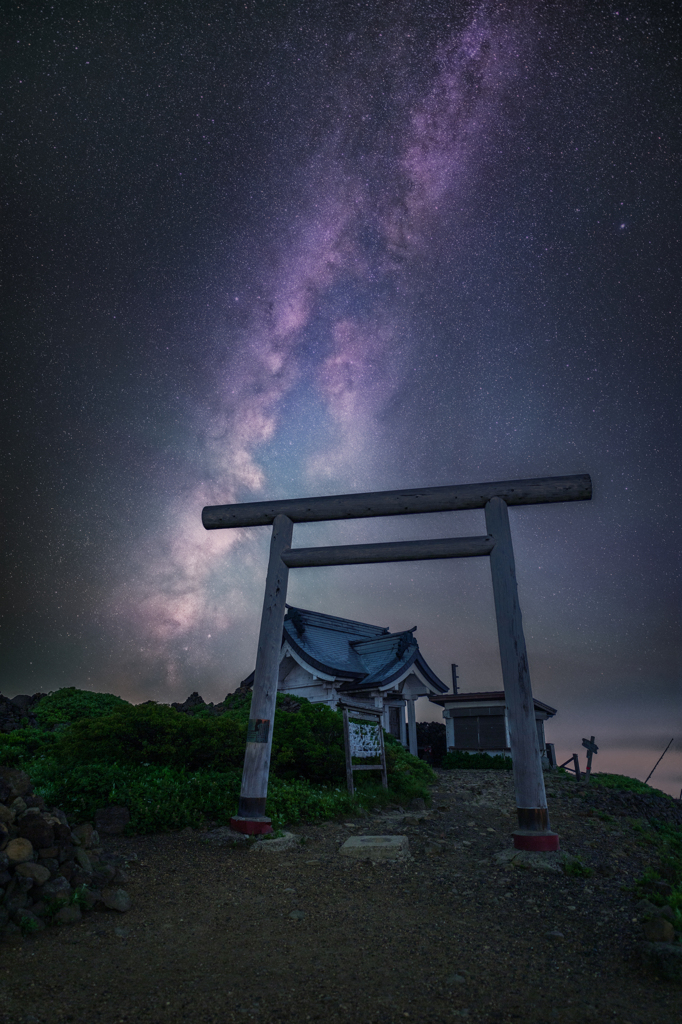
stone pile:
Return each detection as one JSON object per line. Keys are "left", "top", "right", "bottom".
{"left": 0, "top": 766, "right": 132, "bottom": 942}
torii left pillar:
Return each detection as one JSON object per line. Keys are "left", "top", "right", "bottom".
{"left": 230, "top": 514, "right": 293, "bottom": 834}
{"left": 485, "top": 497, "right": 558, "bottom": 851}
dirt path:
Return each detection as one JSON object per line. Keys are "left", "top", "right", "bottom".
{"left": 1, "top": 771, "right": 678, "bottom": 1024}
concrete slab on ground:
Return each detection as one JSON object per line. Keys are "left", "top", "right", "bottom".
{"left": 338, "top": 835, "right": 409, "bottom": 861}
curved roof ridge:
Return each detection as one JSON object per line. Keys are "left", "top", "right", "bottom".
{"left": 285, "top": 604, "right": 388, "bottom": 636}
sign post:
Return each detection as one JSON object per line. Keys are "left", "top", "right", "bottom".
{"left": 582, "top": 736, "right": 599, "bottom": 782}
{"left": 340, "top": 700, "right": 388, "bottom": 796}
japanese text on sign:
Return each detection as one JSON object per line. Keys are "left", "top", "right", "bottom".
{"left": 349, "top": 722, "right": 382, "bottom": 758}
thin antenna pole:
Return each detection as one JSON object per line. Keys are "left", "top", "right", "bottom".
{"left": 644, "top": 738, "right": 674, "bottom": 786}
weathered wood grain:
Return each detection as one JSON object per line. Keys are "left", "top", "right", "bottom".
{"left": 485, "top": 496, "right": 548, "bottom": 823}
{"left": 281, "top": 535, "right": 494, "bottom": 568}
{"left": 238, "top": 514, "right": 293, "bottom": 819}
{"left": 203, "top": 474, "right": 592, "bottom": 529}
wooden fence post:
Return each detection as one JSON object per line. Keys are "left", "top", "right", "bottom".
{"left": 231, "top": 513, "right": 293, "bottom": 834}
{"left": 485, "top": 496, "right": 558, "bottom": 851}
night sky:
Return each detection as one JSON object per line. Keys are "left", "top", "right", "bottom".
{"left": 2, "top": 2, "right": 680, "bottom": 793}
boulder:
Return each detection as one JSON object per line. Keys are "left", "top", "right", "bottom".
{"left": 0, "top": 804, "right": 15, "bottom": 826}
{"left": 91, "top": 863, "right": 116, "bottom": 888}
{"left": 4, "top": 892, "right": 30, "bottom": 915}
{"left": 54, "top": 822, "right": 72, "bottom": 843}
{"left": 94, "top": 806, "right": 130, "bottom": 835}
{"left": 53, "top": 905, "right": 81, "bottom": 926}
{"left": 50, "top": 807, "right": 69, "bottom": 828}
{"left": 75, "top": 847, "right": 94, "bottom": 874}
{"left": 101, "top": 887, "right": 132, "bottom": 912}
{"left": 17, "top": 814, "right": 55, "bottom": 850}
{"left": 15, "top": 873, "right": 34, "bottom": 893}
{"left": 40, "top": 875, "right": 71, "bottom": 900}
{"left": 15, "top": 862, "right": 51, "bottom": 885}
{"left": 80, "top": 888, "right": 103, "bottom": 911}
{"left": 642, "top": 917, "right": 675, "bottom": 943}
{"left": 0, "top": 767, "right": 32, "bottom": 803}
{"left": 639, "top": 941, "right": 682, "bottom": 981}
{"left": 72, "top": 823, "right": 95, "bottom": 848}
{"left": 5, "top": 838, "right": 33, "bottom": 864}
{"left": 24, "top": 794, "right": 46, "bottom": 811}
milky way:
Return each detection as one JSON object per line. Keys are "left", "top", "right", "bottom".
{"left": 2, "top": 1, "right": 680, "bottom": 791}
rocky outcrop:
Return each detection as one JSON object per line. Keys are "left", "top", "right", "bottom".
{"left": 0, "top": 693, "right": 45, "bottom": 733}
{"left": 0, "top": 766, "right": 133, "bottom": 942}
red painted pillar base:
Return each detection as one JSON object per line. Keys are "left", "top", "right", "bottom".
{"left": 230, "top": 815, "right": 273, "bottom": 835}
{"left": 513, "top": 830, "right": 560, "bottom": 852}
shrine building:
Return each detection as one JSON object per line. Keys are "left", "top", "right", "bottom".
{"left": 239, "top": 605, "right": 448, "bottom": 755}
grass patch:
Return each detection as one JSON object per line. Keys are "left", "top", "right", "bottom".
{"left": 589, "top": 773, "right": 673, "bottom": 800}
{"left": 632, "top": 819, "right": 682, "bottom": 929}
{"left": 442, "top": 750, "right": 512, "bottom": 770}
{"left": 563, "top": 856, "right": 594, "bottom": 878}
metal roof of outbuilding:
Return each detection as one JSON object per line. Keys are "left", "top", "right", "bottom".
{"left": 428, "top": 690, "right": 557, "bottom": 716}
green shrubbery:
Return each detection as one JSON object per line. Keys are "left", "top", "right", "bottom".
{"left": 55, "top": 702, "right": 246, "bottom": 771}
{"left": 442, "top": 750, "right": 513, "bottom": 770}
{"left": 0, "top": 686, "right": 436, "bottom": 832}
{"left": 33, "top": 686, "right": 130, "bottom": 728}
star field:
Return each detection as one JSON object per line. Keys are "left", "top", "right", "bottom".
{"left": 1, "top": 1, "right": 680, "bottom": 791}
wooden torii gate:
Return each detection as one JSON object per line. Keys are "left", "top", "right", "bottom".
{"left": 202, "top": 473, "right": 592, "bottom": 851}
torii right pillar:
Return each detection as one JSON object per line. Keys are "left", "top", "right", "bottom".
{"left": 485, "top": 496, "right": 558, "bottom": 851}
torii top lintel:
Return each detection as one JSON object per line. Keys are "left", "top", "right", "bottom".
{"left": 202, "top": 474, "right": 592, "bottom": 530}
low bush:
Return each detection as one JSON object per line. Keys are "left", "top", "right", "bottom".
{"left": 0, "top": 724, "right": 57, "bottom": 765}
{"left": 54, "top": 702, "right": 246, "bottom": 772}
{"left": 33, "top": 687, "right": 130, "bottom": 728}
{"left": 442, "top": 750, "right": 512, "bottom": 770}
{"left": 269, "top": 698, "right": 346, "bottom": 784}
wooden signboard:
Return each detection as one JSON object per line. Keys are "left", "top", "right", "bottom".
{"left": 339, "top": 700, "right": 388, "bottom": 796}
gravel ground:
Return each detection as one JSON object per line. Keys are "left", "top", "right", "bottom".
{"left": 0, "top": 770, "right": 679, "bottom": 1024}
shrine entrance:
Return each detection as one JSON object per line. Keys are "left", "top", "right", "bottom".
{"left": 202, "top": 473, "right": 592, "bottom": 851}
